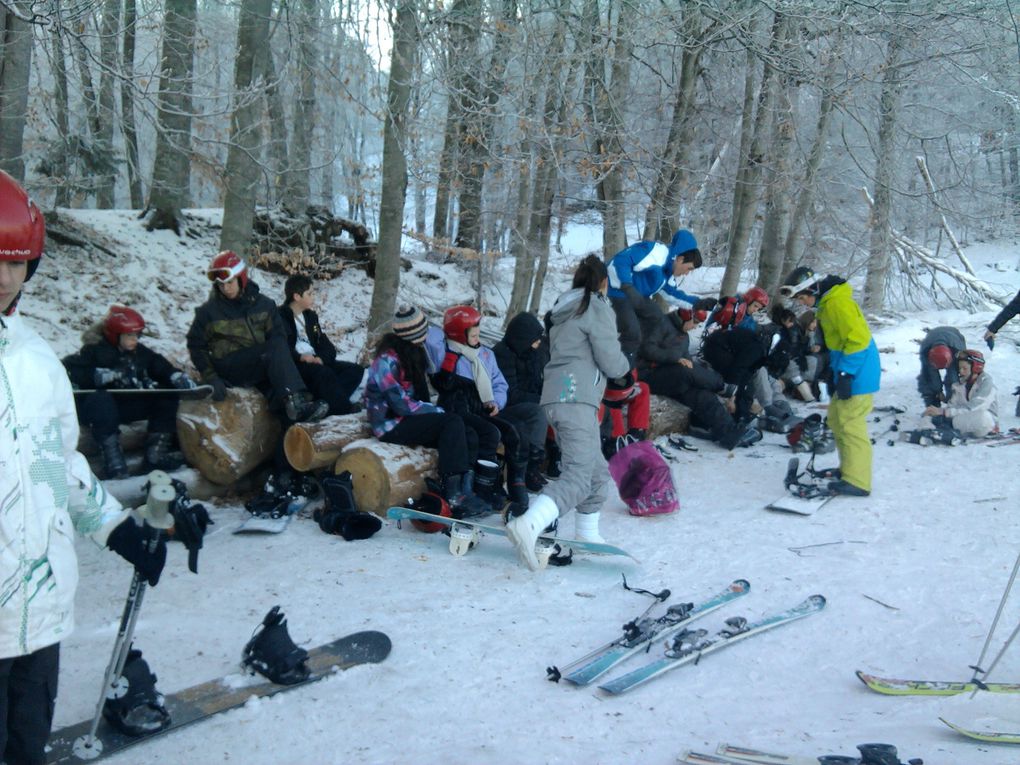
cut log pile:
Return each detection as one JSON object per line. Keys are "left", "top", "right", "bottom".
{"left": 283, "top": 414, "right": 371, "bottom": 472}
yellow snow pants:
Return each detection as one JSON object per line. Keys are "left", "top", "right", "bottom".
{"left": 827, "top": 394, "right": 873, "bottom": 492}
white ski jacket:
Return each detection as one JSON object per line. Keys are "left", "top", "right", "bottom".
{"left": 944, "top": 372, "right": 998, "bottom": 423}
{"left": 0, "top": 310, "right": 127, "bottom": 659}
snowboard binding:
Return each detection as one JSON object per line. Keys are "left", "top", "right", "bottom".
{"left": 102, "top": 648, "right": 171, "bottom": 736}
{"left": 242, "top": 606, "right": 310, "bottom": 685}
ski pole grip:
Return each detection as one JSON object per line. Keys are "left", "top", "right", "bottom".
{"left": 142, "top": 484, "right": 176, "bottom": 530}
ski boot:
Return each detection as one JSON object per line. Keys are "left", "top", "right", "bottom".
{"left": 816, "top": 757, "right": 860, "bottom": 765}
{"left": 143, "top": 432, "right": 184, "bottom": 472}
{"left": 99, "top": 434, "right": 130, "bottom": 480}
{"left": 102, "top": 648, "right": 171, "bottom": 736}
{"left": 857, "top": 742, "right": 923, "bottom": 765}
{"left": 242, "top": 606, "right": 310, "bottom": 685}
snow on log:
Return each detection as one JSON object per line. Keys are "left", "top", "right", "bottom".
{"left": 333, "top": 439, "right": 438, "bottom": 517}
{"left": 283, "top": 414, "right": 372, "bottom": 472}
{"left": 177, "top": 388, "right": 282, "bottom": 485}
{"left": 647, "top": 395, "right": 692, "bottom": 438}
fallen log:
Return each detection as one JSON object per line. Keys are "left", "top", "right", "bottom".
{"left": 333, "top": 439, "right": 438, "bottom": 517}
{"left": 176, "top": 388, "right": 282, "bottom": 485}
{"left": 283, "top": 414, "right": 372, "bottom": 472}
{"left": 647, "top": 394, "right": 692, "bottom": 438}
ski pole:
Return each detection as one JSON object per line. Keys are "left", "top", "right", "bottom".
{"left": 969, "top": 548, "right": 1020, "bottom": 694}
{"left": 75, "top": 479, "right": 176, "bottom": 757}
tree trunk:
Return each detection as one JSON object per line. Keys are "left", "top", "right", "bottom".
{"left": 0, "top": 1, "right": 33, "bottom": 179}
{"left": 96, "top": 0, "right": 120, "bottom": 208}
{"left": 50, "top": 26, "right": 72, "bottom": 206}
{"left": 720, "top": 12, "right": 788, "bottom": 297}
{"left": 366, "top": 0, "right": 418, "bottom": 341}
{"left": 582, "top": 0, "right": 633, "bottom": 259}
{"left": 262, "top": 48, "right": 290, "bottom": 204}
{"left": 284, "top": 0, "right": 318, "bottom": 214}
{"left": 145, "top": 0, "right": 197, "bottom": 234}
{"left": 431, "top": 108, "right": 458, "bottom": 241}
{"left": 121, "top": 0, "right": 145, "bottom": 208}
{"left": 783, "top": 45, "right": 840, "bottom": 276}
{"left": 757, "top": 70, "right": 796, "bottom": 296}
{"left": 642, "top": 7, "right": 705, "bottom": 243}
{"left": 863, "top": 31, "right": 903, "bottom": 312}
{"left": 448, "top": 0, "right": 483, "bottom": 250}
{"left": 220, "top": 0, "right": 272, "bottom": 255}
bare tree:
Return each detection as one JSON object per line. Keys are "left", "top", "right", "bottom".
{"left": 121, "top": 0, "right": 144, "bottom": 208}
{"left": 144, "top": 0, "right": 197, "bottom": 233}
{"left": 283, "top": 0, "right": 319, "bottom": 213}
{"left": 95, "top": 0, "right": 120, "bottom": 207}
{"left": 0, "top": 1, "right": 34, "bottom": 179}
{"left": 367, "top": 0, "right": 419, "bottom": 338}
{"left": 220, "top": 0, "right": 272, "bottom": 254}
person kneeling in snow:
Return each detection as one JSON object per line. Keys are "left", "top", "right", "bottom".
{"left": 63, "top": 305, "right": 198, "bottom": 479}
{"left": 923, "top": 349, "right": 998, "bottom": 439}
{"left": 0, "top": 171, "right": 171, "bottom": 763}
{"left": 505, "top": 255, "right": 632, "bottom": 571}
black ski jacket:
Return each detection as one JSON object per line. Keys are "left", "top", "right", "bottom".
{"left": 492, "top": 312, "right": 548, "bottom": 406}
{"left": 63, "top": 337, "right": 179, "bottom": 390}
{"left": 279, "top": 305, "right": 338, "bottom": 365}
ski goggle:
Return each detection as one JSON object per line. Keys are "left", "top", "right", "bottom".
{"left": 207, "top": 260, "right": 246, "bottom": 283}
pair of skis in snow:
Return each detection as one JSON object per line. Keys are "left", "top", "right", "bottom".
{"left": 680, "top": 743, "right": 921, "bottom": 765}
{"left": 548, "top": 579, "right": 825, "bottom": 695}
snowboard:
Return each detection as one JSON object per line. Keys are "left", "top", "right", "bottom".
{"left": 73, "top": 385, "right": 214, "bottom": 399}
{"left": 45, "top": 630, "right": 391, "bottom": 764}
{"left": 765, "top": 493, "right": 833, "bottom": 516}
{"left": 233, "top": 494, "right": 319, "bottom": 534}
{"left": 386, "top": 506, "right": 638, "bottom": 562}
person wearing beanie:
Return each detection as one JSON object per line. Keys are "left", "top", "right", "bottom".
{"left": 364, "top": 305, "right": 499, "bottom": 518}
{"left": 781, "top": 266, "right": 880, "bottom": 497}
{"left": 279, "top": 274, "right": 366, "bottom": 415}
{"left": 917, "top": 326, "right": 965, "bottom": 408}
{"left": 606, "top": 228, "right": 705, "bottom": 366}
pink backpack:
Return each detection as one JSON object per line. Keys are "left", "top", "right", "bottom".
{"left": 607, "top": 439, "right": 679, "bottom": 516}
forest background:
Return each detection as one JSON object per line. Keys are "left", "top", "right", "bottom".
{"left": 2, "top": 0, "right": 1019, "bottom": 331}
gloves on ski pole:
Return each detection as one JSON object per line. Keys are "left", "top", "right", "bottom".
{"left": 107, "top": 518, "right": 167, "bottom": 586}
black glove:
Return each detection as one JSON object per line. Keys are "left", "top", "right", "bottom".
{"left": 208, "top": 377, "right": 227, "bottom": 401}
{"left": 835, "top": 371, "right": 853, "bottom": 400}
{"left": 171, "top": 501, "right": 212, "bottom": 574}
{"left": 107, "top": 518, "right": 167, "bottom": 586}
{"left": 987, "top": 336, "right": 996, "bottom": 351}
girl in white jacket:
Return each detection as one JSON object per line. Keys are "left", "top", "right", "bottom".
{"left": 923, "top": 349, "right": 998, "bottom": 437}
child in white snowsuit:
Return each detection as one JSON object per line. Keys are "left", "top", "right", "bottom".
{"left": 923, "top": 349, "right": 998, "bottom": 437}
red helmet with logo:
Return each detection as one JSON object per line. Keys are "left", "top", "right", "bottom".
{"left": 443, "top": 305, "right": 482, "bottom": 345}
{"left": 742, "top": 286, "right": 770, "bottom": 309}
{"left": 957, "top": 348, "right": 985, "bottom": 377}
{"left": 207, "top": 250, "right": 248, "bottom": 289}
{"left": 927, "top": 344, "right": 954, "bottom": 370}
{"left": 0, "top": 170, "right": 45, "bottom": 281}
{"left": 103, "top": 305, "right": 145, "bottom": 345}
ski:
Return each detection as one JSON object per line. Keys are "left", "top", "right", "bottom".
{"left": 856, "top": 670, "right": 1020, "bottom": 696}
{"left": 714, "top": 745, "right": 818, "bottom": 765}
{"left": 597, "top": 594, "right": 826, "bottom": 695}
{"left": 940, "top": 717, "right": 1020, "bottom": 744}
{"left": 680, "top": 751, "right": 814, "bottom": 765}
{"left": 550, "top": 579, "right": 750, "bottom": 686}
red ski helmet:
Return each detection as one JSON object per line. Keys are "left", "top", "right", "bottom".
{"left": 742, "top": 286, "right": 770, "bottom": 310}
{"left": 103, "top": 305, "right": 146, "bottom": 345}
{"left": 207, "top": 250, "right": 248, "bottom": 289}
{"left": 443, "top": 305, "right": 482, "bottom": 345}
{"left": 927, "top": 344, "right": 954, "bottom": 370}
{"left": 0, "top": 170, "right": 45, "bottom": 281}
{"left": 956, "top": 348, "right": 985, "bottom": 377}
{"left": 410, "top": 491, "right": 452, "bottom": 533}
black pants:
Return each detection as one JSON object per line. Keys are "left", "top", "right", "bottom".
{"left": 498, "top": 402, "right": 546, "bottom": 458}
{"left": 298, "top": 360, "right": 365, "bottom": 415}
{"left": 0, "top": 643, "right": 59, "bottom": 765}
{"left": 644, "top": 365, "right": 736, "bottom": 444}
{"left": 610, "top": 294, "right": 646, "bottom": 367}
{"left": 701, "top": 332, "right": 764, "bottom": 420}
{"left": 77, "top": 391, "right": 177, "bottom": 440}
{"left": 380, "top": 412, "right": 499, "bottom": 477}
{"left": 213, "top": 337, "right": 307, "bottom": 412}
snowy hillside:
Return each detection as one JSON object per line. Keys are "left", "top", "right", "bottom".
{"left": 26, "top": 211, "right": 1020, "bottom": 765}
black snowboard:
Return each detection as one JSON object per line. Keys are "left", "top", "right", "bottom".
{"left": 46, "top": 630, "right": 391, "bottom": 764}
{"left": 72, "top": 385, "right": 213, "bottom": 399}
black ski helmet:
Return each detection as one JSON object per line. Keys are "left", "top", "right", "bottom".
{"left": 780, "top": 266, "right": 822, "bottom": 298}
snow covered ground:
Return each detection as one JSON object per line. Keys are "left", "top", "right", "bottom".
{"left": 26, "top": 211, "right": 1020, "bottom": 764}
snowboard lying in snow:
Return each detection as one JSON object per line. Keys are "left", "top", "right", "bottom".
{"left": 233, "top": 494, "right": 319, "bottom": 535}
{"left": 386, "top": 506, "right": 637, "bottom": 563}
{"left": 45, "top": 630, "right": 391, "bottom": 764}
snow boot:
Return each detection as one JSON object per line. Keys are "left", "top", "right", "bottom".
{"left": 102, "top": 648, "right": 171, "bottom": 736}
{"left": 795, "top": 380, "right": 816, "bottom": 403}
{"left": 316, "top": 472, "right": 381, "bottom": 540}
{"left": 857, "top": 743, "right": 904, "bottom": 765}
{"left": 525, "top": 446, "right": 547, "bottom": 491}
{"left": 242, "top": 606, "right": 310, "bottom": 685}
{"left": 143, "top": 432, "right": 184, "bottom": 472}
{"left": 443, "top": 472, "right": 492, "bottom": 519}
{"left": 99, "top": 433, "right": 130, "bottom": 480}
{"left": 506, "top": 460, "right": 530, "bottom": 511}
{"left": 574, "top": 511, "right": 605, "bottom": 544}
{"left": 504, "top": 494, "right": 559, "bottom": 571}
{"left": 471, "top": 460, "right": 503, "bottom": 507}
{"left": 283, "top": 391, "right": 329, "bottom": 424}
{"left": 828, "top": 479, "right": 870, "bottom": 497}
